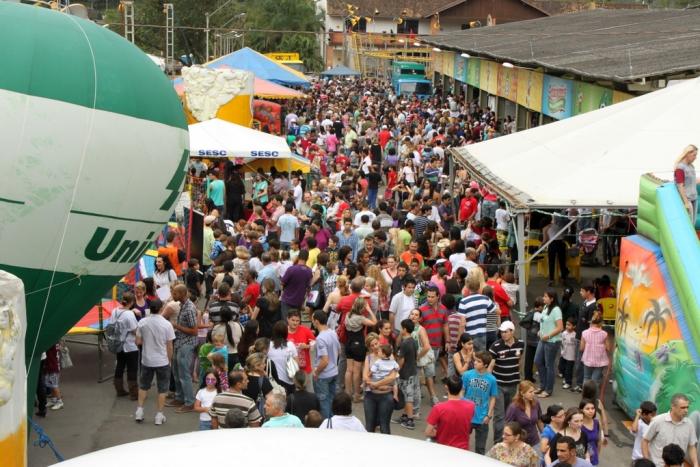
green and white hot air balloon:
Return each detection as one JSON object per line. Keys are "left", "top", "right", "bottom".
{"left": 0, "top": 1, "right": 188, "bottom": 447}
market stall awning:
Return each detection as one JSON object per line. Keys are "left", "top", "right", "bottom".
{"left": 207, "top": 47, "right": 309, "bottom": 87}
{"left": 188, "top": 118, "right": 310, "bottom": 173}
{"left": 321, "top": 64, "right": 361, "bottom": 77}
{"left": 450, "top": 77, "right": 700, "bottom": 209}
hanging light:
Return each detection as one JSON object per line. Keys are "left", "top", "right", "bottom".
{"left": 432, "top": 47, "right": 441, "bottom": 52}
{"left": 502, "top": 62, "right": 514, "bottom": 68}
{"left": 414, "top": 42, "right": 421, "bottom": 46}
{"left": 461, "top": 52, "right": 470, "bottom": 58}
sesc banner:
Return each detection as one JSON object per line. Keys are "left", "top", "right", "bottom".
{"left": 542, "top": 75, "right": 573, "bottom": 119}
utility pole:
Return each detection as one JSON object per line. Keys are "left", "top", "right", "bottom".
{"left": 121, "top": 1, "right": 134, "bottom": 43}
{"left": 164, "top": 3, "right": 174, "bottom": 75}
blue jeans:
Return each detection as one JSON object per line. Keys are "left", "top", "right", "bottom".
{"left": 584, "top": 365, "right": 605, "bottom": 386}
{"left": 313, "top": 375, "right": 337, "bottom": 419}
{"left": 173, "top": 343, "right": 196, "bottom": 405}
{"left": 573, "top": 339, "right": 585, "bottom": 387}
{"left": 472, "top": 334, "right": 487, "bottom": 353}
{"left": 368, "top": 188, "right": 378, "bottom": 209}
{"left": 534, "top": 340, "right": 561, "bottom": 394}
{"left": 199, "top": 419, "right": 212, "bottom": 430}
{"left": 482, "top": 200, "right": 498, "bottom": 220}
{"left": 473, "top": 423, "right": 490, "bottom": 454}
{"left": 493, "top": 383, "right": 519, "bottom": 443}
{"left": 363, "top": 391, "right": 393, "bottom": 434}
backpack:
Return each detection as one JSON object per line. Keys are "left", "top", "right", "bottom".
{"left": 105, "top": 309, "right": 126, "bottom": 354}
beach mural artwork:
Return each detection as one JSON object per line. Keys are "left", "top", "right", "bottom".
{"left": 614, "top": 176, "right": 700, "bottom": 417}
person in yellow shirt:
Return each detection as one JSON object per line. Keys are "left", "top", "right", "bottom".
{"left": 307, "top": 237, "right": 321, "bottom": 268}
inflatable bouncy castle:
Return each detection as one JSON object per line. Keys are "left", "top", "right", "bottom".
{"left": 614, "top": 174, "right": 700, "bottom": 416}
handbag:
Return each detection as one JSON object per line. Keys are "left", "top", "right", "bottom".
{"left": 266, "top": 359, "right": 286, "bottom": 396}
{"left": 59, "top": 340, "right": 73, "bottom": 369}
{"left": 285, "top": 348, "right": 300, "bottom": 379}
{"left": 393, "top": 388, "right": 405, "bottom": 411}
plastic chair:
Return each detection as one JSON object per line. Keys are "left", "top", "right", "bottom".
{"left": 524, "top": 238, "right": 546, "bottom": 285}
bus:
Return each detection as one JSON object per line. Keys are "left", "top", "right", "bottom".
{"left": 264, "top": 52, "right": 305, "bottom": 73}
{"left": 391, "top": 61, "right": 432, "bottom": 99}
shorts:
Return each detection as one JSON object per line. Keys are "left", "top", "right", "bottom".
{"left": 421, "top": 349, "right": 441, "bottom": 378}
{"left": 44, "top": 373, "right": 60, "bottom": 389}
{"left": 139, "top": 364, "right": 171, "bottom": 393}
{"left": 399, "top": 376, "right": 420, "bottom": 405}
{"left": 345, "top": 331, "right": 367, "bottom": 362}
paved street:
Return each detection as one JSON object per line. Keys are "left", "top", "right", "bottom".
{"left": 28, "top": 269, "right": 635, "bottom": 467}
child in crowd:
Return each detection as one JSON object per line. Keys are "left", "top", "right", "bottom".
{"left": 631, "top": 401, "right": 657, "bottom": 462}
{"left": 210, "top": 230, "right": 225, "bottom": 261}
{"left": 185, "top": 258, "right": 204, "bottom": 299}
{"left": 207, "top": 352, "right": 229, "bottom": 392}
{"left": 289, "top": 240, "right": 300, "bottom": 262}
{"left": 194, "top": 371, "right": 220, "bottom": 430}
{"left": 560, "top": 318, "right": 577, "bottom": 389}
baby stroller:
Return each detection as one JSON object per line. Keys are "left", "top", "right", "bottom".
{"left": 578, "top": 228, "right": 600, "bottom": 266}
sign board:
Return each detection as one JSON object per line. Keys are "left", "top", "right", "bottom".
{"left": 516, "top": 68, "right": 543, "bottom": 112}
{"left": 572, "top": 82, "right": 613, "bottom": 115}
{"left": 542, "top": 75, "right": 573, "bottom": 119}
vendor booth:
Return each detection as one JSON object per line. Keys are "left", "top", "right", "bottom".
{"left": 188, "top": 118, "right": 310, "bottom": 173}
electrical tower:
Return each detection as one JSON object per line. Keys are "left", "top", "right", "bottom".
{"left": 163, "top": 3, "right": 174, "bottom": 74}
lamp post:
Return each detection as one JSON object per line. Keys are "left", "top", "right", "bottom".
{"left": 205, "top": 0, "right": 244, "bottom": 61}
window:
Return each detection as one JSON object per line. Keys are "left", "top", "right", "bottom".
{"left": 397, "top": 19, "right": 418, "bottom": 34}
{"left": 345, "top": 17, "right": 367, "bottom": 32}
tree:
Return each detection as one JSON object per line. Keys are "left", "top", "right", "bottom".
{"left": 642, "top": 298, "right": 672, "bottom": 350}
{"left": 242, "top": 0, "right": 325, "bottom": 71}
{"left": 101, "top": 0, "right": 324, "bottom": 69}
{"left": 616, "top": 297, "right": 630, "bottom": 337}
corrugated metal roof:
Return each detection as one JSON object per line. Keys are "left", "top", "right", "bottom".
{"left": 424, "top": 9, "right": 700, "bottom": 82}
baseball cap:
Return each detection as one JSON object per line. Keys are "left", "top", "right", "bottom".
{"left": 499, "top": 321, "right": 515, "bottom": 332}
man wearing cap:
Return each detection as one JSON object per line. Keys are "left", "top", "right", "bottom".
{"left": 488, "top": 320, "right": 525, "bottom": 444}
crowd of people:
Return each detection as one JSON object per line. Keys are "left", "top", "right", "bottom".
{"left": 96, "top": 77, "right": 696, "bottom": 467}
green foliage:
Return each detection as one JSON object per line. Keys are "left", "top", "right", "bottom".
{"left": 101, "top": 0, "right": 324, "bottom": 70}
{"left": 655, "top": 360, "right": 700, "bottom": 413}
{"left": 242, "top": 0, "right": 325, "bottom": 71}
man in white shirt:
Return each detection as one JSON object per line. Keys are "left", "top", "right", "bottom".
{"left": 642, "top": 394, "right": 699, "bottom": 467}
{"left": 389, "top": 277, "right": 417, "bottom": 334}
{"left": 318, "top": 392, "right": 366, "bottom": 432}
{"left": 135, "top": 299, "right": 176, "bottom": 425}
{"left": 292, "top": 176, "right": 303, "bottom": 209}
{"left": 353, "top": 201, "right": 376, "bottom": 227}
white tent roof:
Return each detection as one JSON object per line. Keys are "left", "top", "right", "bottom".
{"left": 451, "top": 77, "right": 700, "bottom": 209}
{"left": 189, "top": 118, "right": 293, "bottom": 160}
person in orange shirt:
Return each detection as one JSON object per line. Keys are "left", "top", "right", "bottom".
{"left": 158, "top": 231, "right": 186, "bottom": 278}
{"left": 400, "top": 241, "right": 424, "bottom": 268}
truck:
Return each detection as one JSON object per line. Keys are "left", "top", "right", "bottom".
{"left": 391, "top": 61, "right": 432, "bottom": 99}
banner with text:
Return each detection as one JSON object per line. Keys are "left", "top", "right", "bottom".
{"left": 542, "top": 75, "right": 573, "bottom": 119}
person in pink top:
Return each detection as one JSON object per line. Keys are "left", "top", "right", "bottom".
{"left": 579, "top": 312, "right": 610, "bottom": 388}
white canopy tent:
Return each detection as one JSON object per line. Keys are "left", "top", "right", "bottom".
{"left": 188, "top": 118, "right": 310, "bottom": 172}
{"left": 450, "top": 77, "right": 700, "bottom": 209}
{"left": 448, "top": 77, "right": 700, "bottom": 314}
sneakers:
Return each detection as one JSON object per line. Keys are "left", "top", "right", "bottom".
{"left": 401, "top": 418, "right": 416, "bottom": 430}
{"left": 164, "top": 399, "right": 184, "bottom": 407}
{"left": 562, "top": 383, "right": 571, "bottom": 389}
{"left": 50, "top": 399, "right": 64, "bottom": 411}
{"left": 46, "top": 397, "right": 56, "bottom": 408}
{"left": 391, "top": 414, "right": 408, "bottom": 425}
{"left": 413, "top": 410, "right": 421, "bottom": 420}
{"left": 175, "top": 404, "right": 194, "bottom": 414}
{"left": 134, "top": 406, "right": 144, "bottom": 423}
{"left": 430, "top": 396, "right": 440, "bottom": 407}
{"left": 571, "top": 386, "right": 582, "bottom": 393}
{"left": 154, "top": 412, "right": 166, "bottom": 425}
